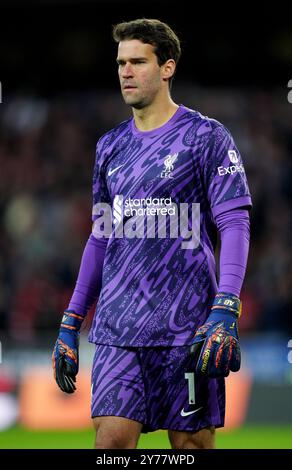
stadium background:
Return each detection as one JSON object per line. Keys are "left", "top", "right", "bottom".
{"left": 0, "top": 0, "right": 292, "bottom": 448}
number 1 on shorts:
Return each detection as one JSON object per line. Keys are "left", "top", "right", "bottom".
{"left": 184, "top": 372, "right": 195, "bottom": 405}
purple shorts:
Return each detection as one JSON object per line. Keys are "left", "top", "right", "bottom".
{"left": 91, "top": 344, "right": 225, "bottom": 433}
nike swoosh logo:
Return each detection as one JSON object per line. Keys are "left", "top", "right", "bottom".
{"left": 180, "top": 406, "right": 203, "bottom": 417}
{"left": 108, "top": 164, "right": 124, "bottom": 176}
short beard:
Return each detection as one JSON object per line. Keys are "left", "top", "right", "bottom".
{"left": 122, "top": 93, "right": 151, "bottom": 110}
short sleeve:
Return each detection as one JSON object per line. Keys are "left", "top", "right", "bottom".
{"left": 202, "top": 123, "right": 252, "bottom": 218}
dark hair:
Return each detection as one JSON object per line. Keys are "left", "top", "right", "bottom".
{"left": 112, "top": 18, "right": 181, "bottom": 87}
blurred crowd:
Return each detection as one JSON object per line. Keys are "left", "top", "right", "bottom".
{"left": 0, "top": 87, "right": 291, "bottom": 344}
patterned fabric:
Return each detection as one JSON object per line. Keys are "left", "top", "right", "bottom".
{"left": 91, "top": 344, "right": 225, "bottom": 433}
{"left": 89, "top": 105, "right": 252, "bottom": 347}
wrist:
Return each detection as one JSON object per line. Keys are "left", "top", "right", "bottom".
{"left": 60, "top": 310, "right": 85, "bottom": 333}
{"left": 212, "top": 292, "right": 242, "bottom": 318}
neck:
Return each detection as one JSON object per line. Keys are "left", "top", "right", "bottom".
{"left": 132, "top": 95, "right": 179, "bottom": 132}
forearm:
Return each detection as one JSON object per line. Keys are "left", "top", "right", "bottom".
{"left": 68, "top": 234, "right": 108, "bottom": 315}
{"left": 215, "top": 208, "right": 250, "bottom": 297}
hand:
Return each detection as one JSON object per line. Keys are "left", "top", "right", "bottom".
{"left": 52, "top": 310, "right": 84, "bottom": 393}
{"left": 190, "top": 292, "right": 242, "bottom": 378}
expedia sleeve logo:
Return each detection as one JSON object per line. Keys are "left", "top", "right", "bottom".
{"left": 228, "top": 150, "right": 239, "bottom": 164}
{"left": 217, "top": 149, "right": 245, "bottom": 176}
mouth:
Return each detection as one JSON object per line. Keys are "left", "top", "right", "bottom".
{"left": 123, "top": 85, "right": 137, "bottom": 91}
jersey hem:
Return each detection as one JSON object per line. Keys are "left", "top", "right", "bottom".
{"left": 211, "top": 195, "right": 252, "bottom": 218}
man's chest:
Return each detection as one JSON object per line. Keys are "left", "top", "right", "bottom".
{"left": 104, "top": 144, "right": 202, "bottom": 203}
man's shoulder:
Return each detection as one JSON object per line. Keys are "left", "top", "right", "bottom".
{"left": 181, "top": 106, "right": 230, "bottom": 145}
{"left": 186, "top": 106, "right": 226, "bottom": 131}
{"left": 96, "top": 117, "right": 132, "bottom": 153}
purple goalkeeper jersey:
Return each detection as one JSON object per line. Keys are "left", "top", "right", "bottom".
{"left": 88, "top": 104, "right": 252, "bottom": 347}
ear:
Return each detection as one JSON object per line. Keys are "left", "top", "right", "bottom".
{"left": 161, "top": 59, "right": 176, "bottom": 82}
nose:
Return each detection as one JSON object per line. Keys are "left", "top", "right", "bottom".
{"left": 121, "top": 62, "right": 134, "bottom": 78}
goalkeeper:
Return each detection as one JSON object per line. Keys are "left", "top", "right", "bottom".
{"left": 52, "top": 18, "right": 252, "bottom": 449}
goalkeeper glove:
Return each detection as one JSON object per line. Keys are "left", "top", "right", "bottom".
{"left": 190, "top": 292, "right": 242, "bottom": 378}
{"left": 52, "top": 310, "right": 84, "bottom": 394}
